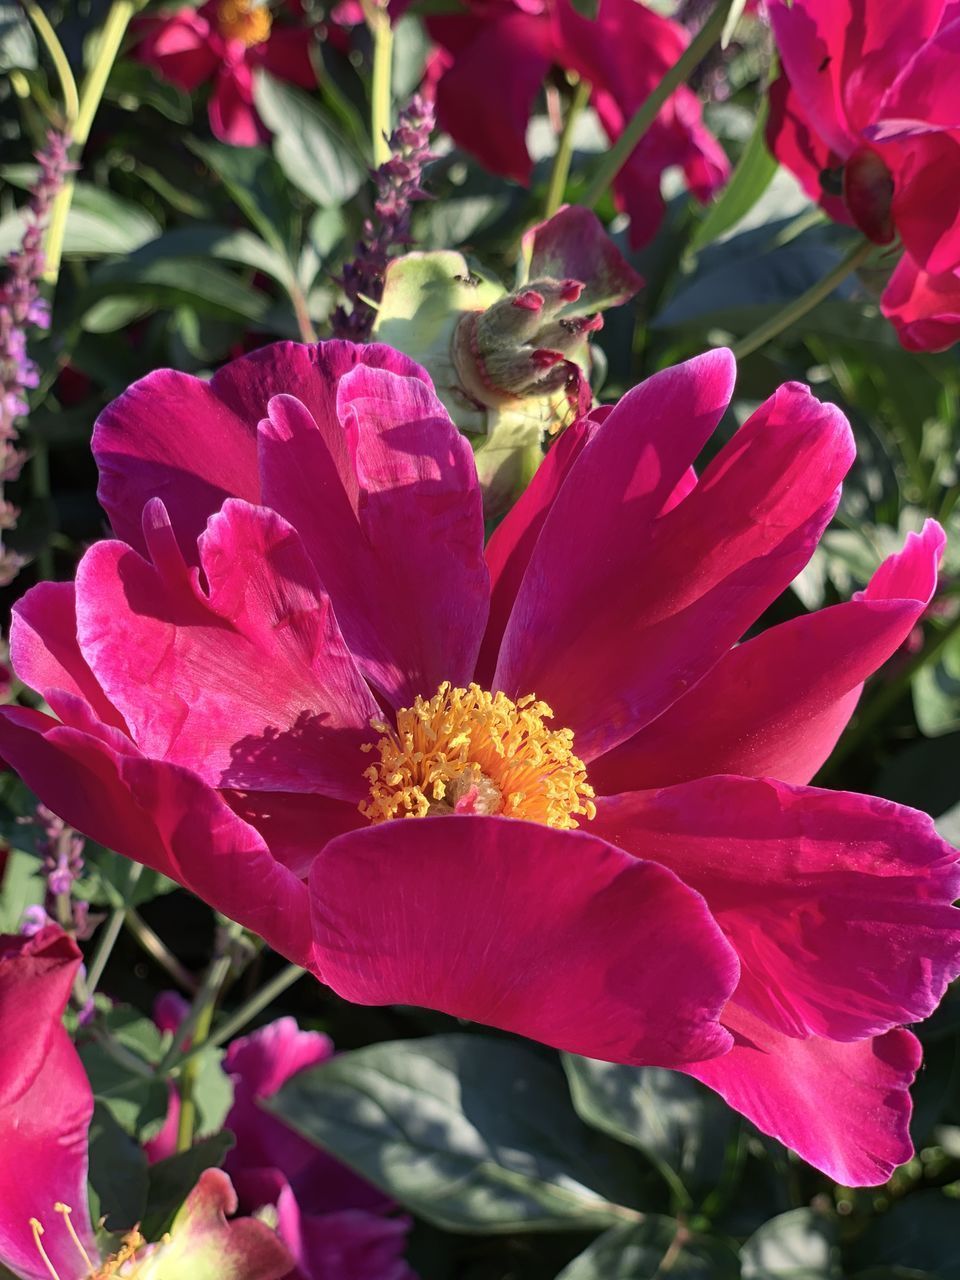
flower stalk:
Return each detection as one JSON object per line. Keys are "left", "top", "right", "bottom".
{"left": 731, "top": 238, "right": 875, "bottom": 360}
{"left": 544, "top": 77, "right": 592, "bottom": 219}
{"left": 582, "top": 0, "right": 736, "bottom": 209}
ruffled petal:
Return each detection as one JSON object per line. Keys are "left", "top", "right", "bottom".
{"left": 0, "top": 929, "right": 97, "bottom": 1280}
{"left": 881, "top": 253, "right": 960, "bottom": 352}
{"left": 685, "top": 1005, "right": 921, "bottom": 1186}
{"left": 309, "top": 815, "right": 739, "bottom": 1067}
{"left": 10, "top": 580, "right": 128, "bottom": 732}
{"left": 0, "top": 708, "right": 316, "bottom": 967}
{"left": 497, "top": 371, "right": 853, "bottom": 762}
{"left": 75, "top": 499, "right": 378, "bottom": 799}
{"left": 592, "top": 778, "right": 960, "bottom": 1043}
{"left": 260, "top": 366, "right": 488, "bottom": 707}
{"left": 433, "top": 12, "right": 554, "bottom": 184}
{"left": 592, "top": 520, "right": 945, "bottom": 791}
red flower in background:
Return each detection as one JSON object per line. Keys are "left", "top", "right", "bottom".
{"left": 426, "top": 0, "right": 729, "bottom": 248}
{"left": 224, "top": 1019, "right": 416, "bottom": 1280}
{"left": 0, "top": 930, "right": 291, "bottom": 1280}
{"left": 134, "top": 1, "right": 316, "bottom": 146}
{"left": 767, "top": 0, "right": 960, "bottom": 351}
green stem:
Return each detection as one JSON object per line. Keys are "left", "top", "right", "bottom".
{"left": 731, "top": 238, "right": 873, "bottom": 360}
{"left": 582, "top": 0, "right": 735, "bottom": 209}
{"left": 175, "top": 964, "right": 306, "bottom": 1071}
{"left": 544, "top": 78, "right": 591, "bottom": 219}
{"left": 85, "top": 863, "right": 144, "bottom": 994}
{"left": 44, "top": 0, "right": 139, "bottom": 286}
{"left": 125, "top": 907, "right": 199, "bottom": 994}
{"left": 368, "top": 4, "right": 393, "bottom": 166}
{"left": 175, "top": 993, "right": 219, "bottom": 1153}
{"left": 171, "top": 928, "right": 243, "bottom": 1152}
{"left": 21, "top": 0, "right": 80, "bottom": 126}
{"left": 821, "top": 608, "right": 960, "bottom": 778}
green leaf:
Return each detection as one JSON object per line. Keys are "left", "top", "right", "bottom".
{"left": 563, "top": 1057, "right": 736, "bottom": 1203}
{"left": 0, "top": 2, "right": 36, "bottom": 71}
{"left": 79, "top": 258, "right": 271, "bottom": 327}
{"left": 392, "top": 14, "right": 431, "bottom": 103}
{"left": 188, "top": 139, "right": 296, "bottom": 254}
{"left": 104, "top": 59, "right": 192, "bottom": 122}
{"left": 79, "top": 1036, "right": 169, "bottom": 1139}
{"left": 0, "top": 848, "right": 44, "bottom": 933}
{"left": 141, "top": 1132, "right": 235, "bottom": 1239}
{"left": 269, "top": 1033, "right": 645, "bottom": 1234}
{"left": 555, "top": 1218, "right": 740, "bottom": 1279}
{"left": 87, "top": 1103, "right": 150, "bottom": 1232}
{"left": 253, "top": 71, "right": 366, "bottom": 209}
{"left": 741, "top": 1209, "right": 840, "bottom": 1279}
{"left": 852, "top": 1193, "right": 960, "bottom": 1279}
{"left": 193, "top": 1048, "right": 234, "bottom": 1135}
{"left": 78, "top": 847, "right": 177, "bottom": 909}
{"left": 687, "top": 101, "right": 778, "bottom": 258}
{"left": 913, "top": 627, "right": 960, "bottom": 737}
{"left": 0, "top": 185, "right": 160, "bottom": 258}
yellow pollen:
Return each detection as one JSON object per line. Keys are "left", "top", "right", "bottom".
{"left": 216, "top": 0, "right": 272, "bottom": 45}
{"left": 89, "top": 1230, "right": 150, "bottom": 1279}
{"left": 361, "top": 682, "right": 596, "bottom": 829}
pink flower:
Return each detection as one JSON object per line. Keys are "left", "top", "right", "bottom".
{"left": 223, "top": 1019, "right": 415, "bottom": 1279}
{"left": 134, "top": 1, "right": 316, "bottom": 147}
{"left": 1, "top": 340, "right": 959, "bottom": 1186}
{"left": 766, "top": 0, "right": 960, "bottom": 350}
{"left": 426, "top": 0, "right": 729, "bottom": 248}
{"left": 0, "top": 928, "right": 291, "bottom": 1280}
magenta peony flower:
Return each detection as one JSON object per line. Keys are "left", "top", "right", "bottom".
{"left": 426, "top": 0, "right": 730, "bottom": 248}
{"left": 133, "top": 1, "right": 316, "bottom": 147}
{"left": 766, "top": 0, "right": 960, "bottom": 350}
{"left": 0, "top": 928, "right": 291, "bottom": 1280}
{"left": 223, "top": 1018, "right": 415, "bottom": 1279}
{"left": 1, "top": 339, "right": 959, "bottom": 1186}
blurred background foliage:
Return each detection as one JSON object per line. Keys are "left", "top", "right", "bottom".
{"left": 1, "top": 1, "right": 959, "bottom": 1277}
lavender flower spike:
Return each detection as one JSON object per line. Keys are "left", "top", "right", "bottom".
{"left": 0, "top": 130, "right": 70, "bottom": 584}
{"left": 332, "top": 94, "right": 435, "bottom": 341}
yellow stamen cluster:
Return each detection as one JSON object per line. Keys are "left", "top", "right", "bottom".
{"left": 361, "top": 682, "right": 596, "bottom": 829}
{"left": 216, "top": 0, "right": 272, "bottom": 46}
{"left": 29, "top": 1203, "right": 155, "bottom": 1280}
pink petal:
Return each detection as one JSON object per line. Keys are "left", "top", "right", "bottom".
{"left": 685, "top": 1005, "right": 921, "bottom": 1186}
{"left": 593, "top": 777, "right": 960, "bottom": 1043}
{"left": 260, "top": 366, "right": 488, "bottom": 707}
{"left": 766, "top": 73, "right": 852, "bottom": 223}
{"left": 10, "top": 580, "right": 128, "bottom": 733}
{"left": 497, "top": 370, "right": 854, "bottom": 762}
{"left": 881, "top": 253, "right": 960, "bottom": 351}
{"left": 433, "top": 12, "right": 554, "bottom": 184}
{"left": 298, "top": 1210, "right": 415, "bottom": 1280}
{"left": 0, "top": 929, "right": 97, "bottom": 1280}
{"left": 767, "top": 0, "right": 858, "bottom": 153}
{"left": 75, "top": 499, "right": 378, "bottom": 799}
{"left": 259, "top": 27, "right": 317, "bottom": 88}
{"left": 0, "top": 708, "right": 316, "bottom": 967}
{"left": 886, "top": 130, "right": 960, "bottom": 276}
{"left": 93, "top": 366, "right": 261, "bottom": 558}
{"left": 133, "top": 9, "right": 220, "bottom": 90}
{"left": 223, "top": 791, "right": 365, "bottom": 879}
{"left": 592, "top": 519, "right": 946, "bottom": 791}
{"left": 522, "top": 206, "right": 644, "bottom": 313}
{"left": 478, "top": 415, "right": 598, "bottom": 684}
{"left": 225, "top": 1020, "right": 334, "bottom": 1190}
{"left": 309, "top": 815, "right": 739, "bottom": 1067}
{"left": 209, "top": 59, "right": 266, "bottom": 148}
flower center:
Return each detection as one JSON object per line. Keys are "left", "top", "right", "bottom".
{"left": 361, "top": 682, "right": 595, "bottom": 829}
{"left": 29, "top": 1204, "right": 152, "bottom": 1280}
{"left": 216, "top": 0, "right": 272, "bottom": 46}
